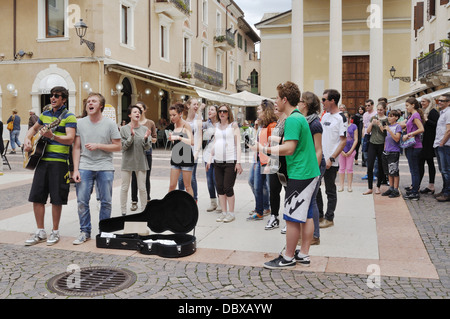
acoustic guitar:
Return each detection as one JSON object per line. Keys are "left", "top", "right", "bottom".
{"left": 23, "top": 119, "right": 61, "bottom": 170}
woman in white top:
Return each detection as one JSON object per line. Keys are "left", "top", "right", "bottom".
{"left": 203, "top": 105, "right": 221, "bottom": 212}
{"left": 207, "top": 105, "right": 243, "bottom": 223}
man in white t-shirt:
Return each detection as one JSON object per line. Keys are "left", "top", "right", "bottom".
{"left": 317, "top": 89, "right": 347, "bottom": 229}
{"left": 72, "top": 93, "right": 122, "bottom": 244}
{"left": 434, "top": 93, "right": 450, "bottom": 202}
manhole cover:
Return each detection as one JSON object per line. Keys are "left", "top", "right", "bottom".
{"left": 47, "top": 266, "right": 137, "bottom": 297}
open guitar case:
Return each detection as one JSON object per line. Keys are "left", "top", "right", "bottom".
{"left": 96, "top": 190, "right": 198, "bottom": 258}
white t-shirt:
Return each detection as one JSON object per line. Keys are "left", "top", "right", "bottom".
{"left": 321, "top": 112, "right": 348, "bottom": 167}
{"left": 76, "top": 117, "right": 121, "bottom": 171}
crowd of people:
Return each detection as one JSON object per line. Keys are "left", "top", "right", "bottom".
{"left": 2, "top": 83, "right": 449, "bottom": 269}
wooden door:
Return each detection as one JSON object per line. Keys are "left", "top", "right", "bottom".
{"left": 342, "top": 56, "right": 369, "bottom": 115}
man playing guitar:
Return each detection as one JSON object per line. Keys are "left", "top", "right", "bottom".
{"left": 23, "top": 86, "right": 77, "bottom": 246}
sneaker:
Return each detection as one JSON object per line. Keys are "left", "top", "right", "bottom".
{"left": 319, "top": 219, "right": 334, "bottom": 228}
{"left": 249, "top": 209, "right": 256, "bottom": 216}
{"left": 25, "top": 230, "right": 47, "bottom": 246}
{"left": 46, "top": 230, "right": 60, "bottom": 246}
{"left": 281, "top": 225, "right": 287, "bottom": 234}
{"left": 381, "top": 188, "right": 393, "bottom": 196}
{"left": 223, "top": 213, "right": 235, "bottom": 223}
{"left": 294, "top": 250, "right": 311, "bottom": 267}
{"left": 216, "top": 213, "right": 227, "bottom": 222}
{"left": 73, "top": 232, "right": 90, "bottom": 245}
{"left": 263, "top": 255, "right": 296, "bottom": 270}
{"left": 130, "top": 202, "right": 138, "bottom": 211}
{"left": 404, "top": 193, "right": 420, "bottom": 201}
{"left": 311, "top": 237, "right": 320, "bottom": 245}
{"left": 263, "top": 209, "right": 271, "bottom": 216}
{"left": 361, "top": 175, "right": 368, "bottom": 180}
{"left": 247, "top": 213, "right": 264, "bottom": 221}
{"left": 389, "top": 190, "right": 400, "bottom": 198}
{"left": 265, "top": 215, "right": 280, "bottom": 230}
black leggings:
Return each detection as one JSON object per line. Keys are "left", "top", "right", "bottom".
{"left": 419, "top": 156, "right": 436, "bottom": 185}
{"left": 367, "top": 142, "right": 384, "bottom": 189}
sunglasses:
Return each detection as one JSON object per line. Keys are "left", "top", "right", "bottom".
{"left": 218, "top": 110, "right": 228, "bottom": 114}
{"left": 322, "top": 98, "right": 328, "bottom": 102}
{"left": 51, "top": 94, "right": 63, "bottom": 99}
{"left": 438, "top": 99, "right": 449, "bottom": 103}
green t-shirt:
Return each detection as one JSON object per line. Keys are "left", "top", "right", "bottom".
{"left": 283, "top": 110, "right": 320, "bottom": 180}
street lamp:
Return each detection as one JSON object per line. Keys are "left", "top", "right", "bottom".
{"left": 111, "top": 83, "right": 123, "bottom": 96}
{"left": 74, "top": 19, "right": 95, "bottom": 53}
{"left": 389, "top": 66, "right": 411, "bottom": 83}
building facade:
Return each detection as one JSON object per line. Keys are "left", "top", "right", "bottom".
{"left": 256, "top": 0, "right": 414, "bottom": 114}
{"left": 0, "top": 0, "right": 260, "bottom": 125}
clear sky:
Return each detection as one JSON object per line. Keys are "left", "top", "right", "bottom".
{"left": 233, "top": 0, "right": 292, "bottom": 32}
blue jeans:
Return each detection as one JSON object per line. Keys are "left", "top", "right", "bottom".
{"left": 436, "top": 146, "right": 450, "bottom": 196}
{"left": 248, "top": 159, "right": 270, "bottom": 215}
{"left": 205, "top": 162, "right": 217, "bottom": 199}
{"left": 10, "top": 130, "right": 21, "bottom": 150}
{"left": 405, "top": 147, "right": 422, "bottom": 194}
{"left": 76, "top": 170, "right": 115, "bottom": 235}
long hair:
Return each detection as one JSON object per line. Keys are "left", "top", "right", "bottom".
{"left": 259, "top": 99, "right": 278, "bottom": 127}
{"left": 420, "top": 94, "right": 436, "bottom": 119}
{"left": 302, "top": 91, "right": 321, "bottom": 116}
{"left": 406, "top": 97, "right": 424, "bottom": 123}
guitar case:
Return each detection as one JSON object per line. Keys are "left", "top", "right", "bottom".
{"left": 96, "top": 190, "right": 198, "bottom": 258}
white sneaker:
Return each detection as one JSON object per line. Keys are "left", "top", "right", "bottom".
{"left": 223, "top": 213, "right": 235, "bottom": 223}
{"left": 46, "top": 230, "right": 60, "bottom": 246}
{"left": 130, "top": 202, "right": 138, "bottom": 211}
{"left": 265, "top": 215, "right": 279, "bottom": 230}
{"left": 73, "top": 232, "right": 90, "bottom": 245}
{"left": 281, "top": 225, "right": 287, "bottom": 234}
{"left": 24, "top": 230, "right": 47, "bottom": 246}
{"left": 216, "top": 213, "right": 227, "bottom": 222}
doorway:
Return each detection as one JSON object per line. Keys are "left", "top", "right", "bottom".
{"left": 342, "top": 56, "right": 369, "bottom": 114}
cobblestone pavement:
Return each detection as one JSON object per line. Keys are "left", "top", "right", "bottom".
{"left": 0, "top": 149, "right": 449, "bottom": 300}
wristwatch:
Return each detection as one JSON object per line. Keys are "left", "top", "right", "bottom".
{"left": 50, "top": 133, "right": 55, "bottom": 141}
{"left": 329, "top": 157, "right": 335, "bottom": 163}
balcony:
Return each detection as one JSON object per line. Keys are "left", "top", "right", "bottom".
{"left": 180, "top": 63, "right": 223, "bottom": 88}
{"left": 155, "top": 0, "right": 190, "bottom": 19}
{"left": 419, "top": 46, "right": 450, "bottom": 87}
{"left": 214, "top": 29, "right": 236, "bottom": 51}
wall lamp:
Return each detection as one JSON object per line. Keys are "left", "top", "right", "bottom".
{"left": 0, "top": 53, "right": 5, "bottom": 62}
{"left": 6, "top": 83, "right": 18, "bottom": 97}
{"left": 111, "top": 83, "right": 124, "bottom": 96}
{"left": 389, "top": 66, "right": 411, "bottom": 83}
{"left": 82, "top": 82, "right": 93, "bottom": 93}
{"left": 74, "top": 19, "right": 96, "bottom": 53}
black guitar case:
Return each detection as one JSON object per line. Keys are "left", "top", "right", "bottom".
{"left": 96, "top": 190, "right": 198, "bottom": 258}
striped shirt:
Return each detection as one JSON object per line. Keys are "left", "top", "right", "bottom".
{"left": 38, "top": 105, "right": 77, "bottom": 163}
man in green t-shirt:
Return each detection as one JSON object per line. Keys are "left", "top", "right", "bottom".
{"left": 254, "top": 82, "right": 320, "bottom": 269}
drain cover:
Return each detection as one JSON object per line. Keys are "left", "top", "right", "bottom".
{"left": 47, "top": 266, "right": 137, "bottom": 297}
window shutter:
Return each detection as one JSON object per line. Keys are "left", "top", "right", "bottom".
{"left": 440, "top": 0, "right": 449, "bottom": 6}
{"left": 413, "top": 58, "right": 417, "bottom": 81}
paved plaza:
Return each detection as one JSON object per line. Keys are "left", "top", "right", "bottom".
{"left": 0, "top": 148, "right": 449, "bottom": 300}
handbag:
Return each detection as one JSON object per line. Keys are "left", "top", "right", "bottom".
{"left": 7, "top": 116, "right": 14, "bottom": 131}
{"left": 400, "top": 133, "right": 416, "bottom": 149}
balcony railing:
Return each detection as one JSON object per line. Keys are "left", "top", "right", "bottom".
{"left": 155, "top": 0, "right": 190, "bottom": 17}
{"left": 214, "top": 29, "right": 236, "bottom": 50}
{"left": 180, "top": 63, "right": 223, "bottom": 87}
{"left": 418, "top": 47, "right": 448, "bottom": 79}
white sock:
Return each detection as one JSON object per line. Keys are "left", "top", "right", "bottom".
{"left": 282, "top": 253, "right": 294, "bottom": 261}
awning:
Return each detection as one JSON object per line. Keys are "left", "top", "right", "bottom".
{"left": 105, "top": 59, "right": 247, "bottom": 106}
{"left": 229, "top": 90, "right": 273, "bottom": 107}
{"left": 195, "top": 87, "right": 245, "bottom": 106}
{"left": 388, "top": 85, "right": 429, "bottom": 111}
{"left": 416, "top": 87, "right": 450, "bottom": 101}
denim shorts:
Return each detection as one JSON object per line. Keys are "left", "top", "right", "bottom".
{"left": 171, "top": 164, "right": 194, "bottom": 172}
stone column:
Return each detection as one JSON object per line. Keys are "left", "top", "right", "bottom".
{"left": 291, "top": 0, "right": 304, "bottom": 90}
{"left": 329, "top": 0, "right": 342, "bottom": 93}
{"left": 369, "top": 0, "right": 383, "bottom": 100}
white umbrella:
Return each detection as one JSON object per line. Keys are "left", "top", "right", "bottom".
{"left": 230, "top": 90, "right": 273, "bottom": 106}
